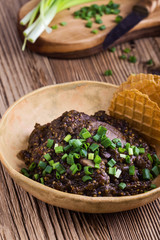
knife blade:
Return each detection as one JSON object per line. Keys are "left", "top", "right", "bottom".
{"left": 103, "top": 0, "right": 160, "bottom": 50}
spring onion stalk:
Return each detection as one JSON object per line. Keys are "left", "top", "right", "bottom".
{"left": 20, "top": 0, "right": 96, "bottom": 50}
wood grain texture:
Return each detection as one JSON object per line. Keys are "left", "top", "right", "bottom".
{"left": 0, "top": 0, "right": 160, "bottom": 239}
{"left": 18, "top": 0, "right": 160, "bottom": 57}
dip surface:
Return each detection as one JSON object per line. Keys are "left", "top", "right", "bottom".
{"left": 19, "top": 110, "right": 159, "bottom": 197}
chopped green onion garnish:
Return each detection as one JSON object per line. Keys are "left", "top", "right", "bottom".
{"left": 40, "top": 177, "right": 44, "bottom": 184}
{"left": 128, "top": 148, "right": 133, "bottom": 155}
{"left": 54, "top": 143, "right": 58, "bottom": 148}
{"left": 142, "top": 168, "right": 150, "bottom": 180}
{"left": 44, "top": 153, "right": 52, "bottom": 161}
{"left": 45, "top": 165, "right": 53, "bottom": 174}
{"left": 151, "top": 166, "right": 159, "bottom": 176}
{"left": 64, "top": 145, "right": 71, "bottom": 152}
{"left": 115, "top": 15, "right": 123, "bottom": 23}
{"left": 80, "top": 149, "right": 87, "bottom": 158}
{"left": 134, "top": 147, "right": 139, "bottom": 156}
{"left": 89, "top": 143, "right": 99, "bottom": 152}
{"left": 77, "top": 163, "right": 82, "bottom": 171}
{"left": 62, "top": 153, "right": 68, "bottom": 160}
{"left": 56, "top": 171, "right": 60, "bottom": 179}
{"left": 125, "top": 143, "right": 130, "bottom": 150}
{"left": 79, "top": 128, "right": 91, "bottom": 139}
{"left": 150, "top": 184, "right": 156, "bottom": 189}
{"left": 46, "top": 139, "right": 54, "bottom": 148}
{"left": 128, "top": 56, "right": 137, "bottom": 63}
{"left": 94, "top": 155, "right": 101, "bottom": 164}
{"left": 34, "top": 174, "right": 39, "bottom": 180}
{"left": 101, "top": 137, "right": 112, "bottom": 148}
{"left": 91, "top": 29, "right": 98, "bottom": 34}
{"left": 147, "top": 153, "right": 153, "bottom": 163}
{"left": 109, "top": 47, "right": 116, "bottom": 52}
{"left": 55, "top": 146, "right": 63, "bottom": 154}
{"left": 123, "top": 48, "right": 131, "bottom": 53}
{"left": 82, "top": 175, "right": 92, "bottom": 182}
{"left": 84, "top": 166, "right": 93, "bottom": 175}
{"left": 49, "top": 160, "right": 54, "bottom": 166}
{"left": 153, "top": 154, "right": 160, "bottom": 164}
{"left": 88, "top": 153, "right": 94, "bottom": 160}
{"left": 38, "top": 161, "right": 47, "bottom": 169}
{"left": 67, "top": 154, "right": 75, "bottom": 165}
{"left": 73, "top": 153, "right": 80, "bottom": 159}
{"left": 118, "top": 147, "right": 126, "bottom": 153}
{"left": 108, "top": 158, "right": 116, "bottom": 167}
{"left": 70, "top": 164, "right": 78, "bottom": 175}
{"left": 97, "top": 126, "right": 107, "bottom": 136}
{"left": 110, "top": 142, "right": 116, "bottom": 149}
{"left": 51, "top": 25, "right": 58, "bottom": 29}
{"left": 104, "top": 69, "right": 112, "bottom": 76}
{"left": 119, "top": 182, "right": 126, "bottom": 190}
{"left": 139, "top": 148, "right": 145, "bottom": 154}
{"left": 42, "top": 170, "right": 46, "bottom": 177}
{"left": 120, "top": 154, "right": 126, "bottom": 159}
{"left": 112, "top": 138, "right": 121, "bottom": 144}
{"left": 86, "top": 21, "right": 92, "bottom": 28}
{"left": 60, "top": 21, "right": 67, "bottom": 26}
{"left": 94, "top": 163, "right": 100, "bottom": 168}
{"left": 64, "top": 134, "right": 72, "bottom": 142}
{"left": 115, "top": 169, "right": 122, "bottom": 178}
{"left": 109, "top": 167, "right": 116, "bottom": 175}
{"left": 52, "top": 162, "right": 60, "bottom": 170}
{"left": 72, "top": 139, "right": 83, "bottom": 148}
{"left": 21, "top": 168, "right": 30, "bottom": 177}
{"left": 93, "top": 134, "right": 100, "bottom": 142}
{"left": 116, "top": 141, "right": 122, "bottom": 147}
{"left": 125, "top": 155, "right": 131, "bottom": 163}
{"left": 29, "top": 162, "right": 36, "bottom": 171}
{"left": 99, "top": 25, "right": 106, "bottom": 30}
{"left": 129, "top": 165, "right": 135, "bottom": 175}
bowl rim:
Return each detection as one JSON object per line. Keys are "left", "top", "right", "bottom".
{"left": 0, "top": 80, "right": 159, "bottom": 204}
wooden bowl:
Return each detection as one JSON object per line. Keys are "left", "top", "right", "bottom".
{"left": 0, "top": 81, "right": 160, "bottom": 213}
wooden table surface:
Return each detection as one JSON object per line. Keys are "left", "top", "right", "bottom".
{"left": 0, "top": 0, "right": 160, "bottom": 239}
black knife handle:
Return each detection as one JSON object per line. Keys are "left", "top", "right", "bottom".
{"left": 133, "top": 0, "right": 160, "bottom": 16}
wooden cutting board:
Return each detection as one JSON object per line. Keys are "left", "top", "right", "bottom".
{"left": 18, "top": 0, "right": 160, "bottom": 58}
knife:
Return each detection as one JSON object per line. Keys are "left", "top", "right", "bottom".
{"left": 103, "top": 0, "right": 160, "bottom": 49}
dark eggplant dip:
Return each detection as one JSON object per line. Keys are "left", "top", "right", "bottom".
{"left": 19, "top": 110, "right": 160, "bottom": 197}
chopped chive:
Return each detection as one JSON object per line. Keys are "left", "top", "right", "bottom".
{"left": 64, "top": 134, "right": 72, "bottom": 142}
{"left": 115, "top": 169, "right": 122, "bottom": 178}
{"left": 93, "top": 134, "right": 100, "bottom": 142}
{"left": 99, "top": 25, "right": 106, "bottom": 30}
{"left": 153, "top": 154, "right": 160, "bottom": 165}
{"left": 46, "top": 139, "right": 54, "bottom": 148}
{"left": 150, "top": 184, "right": 156, "bottom": 189}
{"left": 51, "top": 25, "right": 58, "bottom": 29}
{"left": 129, "top": 165, "right": 135, "bottom": 175}
{"left": 82, "top": 175, "right": 92, "bottom": 182}
{"left": 139, "top": 148, "right": 145, "bottom": 154}
{"left": 151, "top": 166, "right": 159, "bottom": 176}
{"left": 147, "top": 153, "right": 153, "bottom": 163}
{"left": 107, "top": 158, "right": 116, "bottom": 167}
{"left": 86, "top": 21, "right": 92, "bottom": 28}
{"left": 89, "top": 143, "right": 99, "bottom": 152}
{"left": 146, "top": 59, "right": 153, "bottom": 65}
{"left": 120, "top": 153, "right": 126, "bottom": 159}
{"left": 42, "top": 170, "right": 46, "bottom": 177}
{"left": 128, "top": 148, "right": 133, "bottom": 155}
{"left": 88, "top": 153, "right": 94, "bottom": 160}
{"left": 40, "top": 177, "right": 44, "bottom": 184}
{"left": 21, "top": 168, "right": 30, "bottom": 177}
{"left": 118, "top": 147, "right": 126, "bottom": 153}
{"left": 84, "top": 166, "right": 93, "bottom": 175}
{"left": 44, "top": 153, "right": 52, "bottom": 161}
{"left": 115, "top": 15, "right": 123, "bottom": 23}
{"left": 60, "top": 21, "right": 67, "bottom": 26}
{"left": 79, "top": 128, "right": 91, "bottom": 139}
{"left": 123, "top": 48, "right": 131, "bottom": 53}
{"left": 101, "top": 137, "right": 112, "bottom": 148}
{"left": 56, "top": 171, "right": 60, "bottom": 179}
{"left": 38, "top": 161, "right": 47, "bottom": 169}
{"left": 62, "top": 153, "right": 68, "bottom": 160}
{"left": 142, "top": 168, "right": 150, "bottom": 180}
{"left": 109, "top": 167, "right": 116, "bottom": 175}
{"left": 128, "top": 56, "right": 137, "bottom": 63}
{"left": 77, "top": 163, "right": 82, "bottom": 171}
{"left": 125, "top": 155, "right": 131, "bottom": 163}
{"left": 110, "top": 142, "right": 116, "bottom": 149}
{"left": 55, "top": 146, "right": 63, "bottom": 154}
{"left": 91, "top": 29, "right": 98, "bottom": 34}
{"left": 64, "top": 145, "right": 71, "bottom": 152}
{"left": 73, "top": 153, "right": 80, "bottom": 159}
{"left": 70, "top": 164, "right": 78, "bottom": 175}
{"left": 49, "top": 160, "right": 54, "bottom": 166}
{"left": 56, "top": 163, "right": 66, "bottom": 174}
{"left": 67, "top": 154, "right": 75, "bottom": 165}
{"left": 116, "top": 142, "right": 122, "bottom": 147}
{"left": 34, "top": 174, "right": 39, "bottom": 180}
{"left": 119, "top": 182, "right": 126, "bottom": 190}
{"left": 119, "top": 55, "right": 127, "bottom": 60}
{"left": 112, "top": 138, "right": 121, "bottom": 144}
{"left": 104, "top": 69, "right": 112, "bottom": 76}
{"left": 29, "top": 162, "right": 36, "bottom": 171}
{"left": 94, "top": 155, "right": 101, "bottom": 164}
{"left": 54, "top": 143, "right": 58, "bottom": 148}
{"left": 125, "top": 143, "right": 130, "bottom": 150}
{"left": 97, "top": 126, "right": 107, "bottom": 136}
{"left": 134, "top": 147, "right": 139, "bottom": 156}
{"left": 45, "top": 165, "right": 53, "bottom": 174}
{"left": 109, "top": 47, "right": 116, "bottom": 52}
{"left": 94, "top": 163, "right": 100, "bottom": 168}
{"left": 72, "top": 139, "right": 83, "bottom": 148}
{"left": 80, "top": 149, "right": 87, "bottom": 158}
{"left": 52, "top": 162, "right": 60, "bottom": 170}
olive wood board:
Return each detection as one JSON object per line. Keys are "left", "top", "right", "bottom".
{"left": 18, "top": 0, "right": 160, "bottom": 58}
{"left": 0, "top": 81, "right": 160, "bottom": 213}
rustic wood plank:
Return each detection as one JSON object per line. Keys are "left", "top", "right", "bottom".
{"left": 0, "top": 0, "right": 160, "bottom": 239}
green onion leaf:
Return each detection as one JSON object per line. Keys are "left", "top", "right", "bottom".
{"left": 67, "top": 154, "right": 75, "bottom": 165}
{"left": 94, "top": 155, "right": 101, "bottom": 164}
{"left": 29, "top": 162, "right": 36, "bottom": 171}
{"left": 80, "top": 149, "right": 87, "bottom": 158}
{"left": 40, "top": 177, "right": 44, "bottom": 184}
{"left": 150, "top": 184, "right": 156, "bottom": 189}
{"left": 82, "top": 175, "right": 92, "bottom": 182}
{"left": 21, "top": 168, "right": 30, "bottom": 177}
{"left": 125, "top": 155, "right": 131, "bottom": 163}
{"left": 109, "top": 167, "right": 116, "bottom": 175}
{"left": 142, "top": 168, "right": 150, "bottom": 180}
{"left": 88, "top": 153, "right": 94, "bottom": 160}
{"left": 151, "top": 166, "right": 159, "bottom": 176}
{"left": 139, "top": 148, "right": 145, "bottom": 154}
{"left": 129, "top": 165, "right": 135, "bottom": 175}
{"left": 45, "top": 165, "right": 53, "bottom": 174}
{"left": 107, "top": 158, "right": 116, "bottom": 167}
{"left": 46, "top": 139, "right": 54, "bottom": 148}
{"left": 55, "top": 146, "right": 63, "bottom": 154}
{"left": 38, "top": 161, "right": 47, "bottom": 169}
{"left": 104, "top": 69, "right": 112, "bottom": 76}
{"left": 119, "top": 182, "right": 126, "bottom": 190}
{"left": 44, "top": 153, "right": 52, "bottom": 161}
{"left": 89, "top": 143, "right": 99, "bottom": 152}
{"left": 34, "top": 174, "right": 39, "bottom": 180}
{"left": 64, "top": 134, "right": 72, "bottom": 142}
{"left": 84, "top": 166, "right": 93, "bottom": 175}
